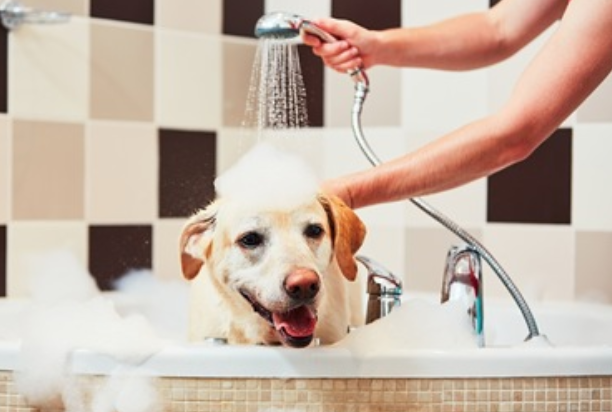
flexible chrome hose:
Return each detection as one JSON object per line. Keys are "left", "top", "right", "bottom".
{"left": 351, "top": 79, "right": 541, "bottom": 340}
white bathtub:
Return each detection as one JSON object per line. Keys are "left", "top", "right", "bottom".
{"left": 0, "top": 294, "right": 610, "bottom": 379}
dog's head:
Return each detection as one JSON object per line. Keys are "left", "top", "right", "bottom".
{"left": 179, "top": 193, "right": 365, "bottom": 347}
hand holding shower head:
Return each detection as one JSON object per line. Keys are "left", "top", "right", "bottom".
{"left": 254, "top": 11, "right": 369, "bottom": 88}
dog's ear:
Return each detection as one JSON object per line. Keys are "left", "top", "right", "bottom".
{"left": 179, "top": 202, "right": 219, "bottom": 280}
{"left": 318, "top": 194, "right": 366, "bottom": 281}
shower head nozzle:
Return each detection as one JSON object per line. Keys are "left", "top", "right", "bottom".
{"left": 254, "top": 11, "right": 337, "bottom": 43}
{"left": 254, "top": 12, "right": 303, "bottom": 40}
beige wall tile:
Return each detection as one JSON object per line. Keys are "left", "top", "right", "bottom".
{"left": 326, "top": 66, "right": 401, "bottom": 128}
{"left": 6, "top": 221, "right": 87, "bottom": 297}
{"left": 24, "top": 0, "right": 89, "bottom": 16}
{"left": 482, "top": 225, "right": 574, "bottom": 302}
{"left": 9, "top": 19, "right": 89, "bottom": 121}
{"left": 90, "top": 22, "right": 154, "bottom": 122}
{"left": 222, "top": 39, "right": 257, "bottom": 127}
{"left": 87, "top": 121, "right": 157, "bottom": 223}
{"left": 575, "top": 231, "right": 612, "bottom": 303}
{"left": 0, "top": 116, "right": 8, "bottom": 223}
{"left": 156, "top": 0, "right": 221, "bottom": 33}
{"left": 405, "top": 227, "right": 483, "bottom": 294}
{"left": 156, "top": 30, "right": 222, "bottom": 130}
{"left": 12, "top": 119, "right": 84, "bottom": 220}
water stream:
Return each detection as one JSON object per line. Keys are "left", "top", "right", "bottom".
{"left": 243, "top": 39, "right": 309, "bottom": 133}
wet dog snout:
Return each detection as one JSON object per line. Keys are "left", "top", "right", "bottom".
{"left": 284, "top": 269, "right": 320, "bottom": 301}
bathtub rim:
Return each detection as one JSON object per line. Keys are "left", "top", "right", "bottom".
{"left": 1, "top": 340, "right": 611, "bottom": 379}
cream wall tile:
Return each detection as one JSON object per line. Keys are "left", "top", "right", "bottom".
{"left": 572, "top": 124, "right": 612, "bottom": 231}
{"left": 153, "top": 219, "right": 185, "bottom": 281}
{"left": 0, "top": 116, "right": 8, "bottom": 223}
{"left": 156, "top": 0, "right": 221, "bottom": 33}
{"left": 265, "top": 0, "right": 331, "bottom": 18}
{"left": 156, "top": 31, "right": 222, "bottom": 130}
{"left": 222, "top": 38, "right": 258, "bottom": 127}
{"left": 12, "top": 120, "right": 84, "bottom": 220}
{"left": 9, "top": 19, "right": 88, "bottom": 121}
{"left": 90, "top": 22, "right": 154, "bottom": 122}
{"left": 358, "top": 225, "right": 407, "bottom": 286}
{"left": 403, "top": 0, "right": 487, "bottom": 25}
{"left": 326, "top": 66, "right": 401, "bottom": 128}
{"left": 402, "top": 68, "right": 488, "bottom": 133}
{"left": 87, "top": 122, "right": 157, "bottom": 223}
{"left": 575, "top": 231, "right": 612, "bottom": 303}
{"left": 576, "top": 72, "right": 612, "bottom": 123}
{"left": 7, "top": 221, "right": 87, "bottom": 297}
{"left": 481, "top": 225, "right": 574, "bottom": 302}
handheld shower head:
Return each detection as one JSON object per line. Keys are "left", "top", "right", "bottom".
{"left": 254, "top": 11, "right": 336, "bottom": 43}
{"left": 254, "top": 12, "right": 369, "bottom": 87}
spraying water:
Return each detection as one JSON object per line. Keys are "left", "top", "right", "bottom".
{"left": 243, "top": 39, "right": 309, "bottom": 133}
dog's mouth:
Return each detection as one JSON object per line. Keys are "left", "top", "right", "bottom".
{"left": 240, "top": 290, "right": 317, "bottom": 348}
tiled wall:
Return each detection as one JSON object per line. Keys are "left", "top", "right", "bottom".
{"left": 1, "top": 0, "right": 611, "bottom": 304}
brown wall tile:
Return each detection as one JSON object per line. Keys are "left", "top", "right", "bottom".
{"left": 332, "top": 0, "right": 401, "bottom": 29}
{"left": 487, "top": 128, "right": 572, "bottom": 224}
{"left": 0, "top": 27, "right": 7, "bottom": 113}
{"left": 298, "top": 45, "right": 324, "bottom": 127}
{"left": 159, "top": 129, "right": 217, "bottom": 218}
{"left": 89, "top": 225, "right": 152, "bottom": 290}
{"left": 91, "top": 0, "right": 153, "bottom": 25}
{"left": 0, "top": 225, "right": 5, "bottom": 297}
{"left": 222, "top": 0, "right": 264, "bottom": 37}
{"left": 12, "top": 120, "right": 85, "bottom": 220}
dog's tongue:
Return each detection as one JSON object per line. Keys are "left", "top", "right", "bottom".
{"left": 272, "top": 306, "right": 316, "bottom": 337}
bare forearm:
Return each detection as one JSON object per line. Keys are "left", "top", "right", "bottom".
{"left": 376, "top": 13, "right": 509, "bottom": 70}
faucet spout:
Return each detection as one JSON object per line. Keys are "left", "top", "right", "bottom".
{"left": 356, "top": 255, "right": 403, "bottom": 324}
{"left": 441, "top": 245, "right": 484, "bottom": 347}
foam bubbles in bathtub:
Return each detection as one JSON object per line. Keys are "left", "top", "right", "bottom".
{"left": 335, "top": 298, "right": 478, "bottom": 355}
{"left": 5, "top": 248, "right": 182, "bottom": 412}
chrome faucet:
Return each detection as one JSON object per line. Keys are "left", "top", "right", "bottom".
{"left": 441, "top": 244, "right": 484, "bottom": 347}
{"left": 356, "top": 255, "right": 403, "bottom": 324}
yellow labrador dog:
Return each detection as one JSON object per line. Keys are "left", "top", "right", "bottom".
{"left": 179, "top": 144, "right": 366, "bottom": 348}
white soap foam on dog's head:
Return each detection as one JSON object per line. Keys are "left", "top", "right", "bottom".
{"left": 215, "top": 143, "right": 319, "bottom": 210}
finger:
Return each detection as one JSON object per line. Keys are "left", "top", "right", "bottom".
{"left": 325, "top": 46, "right": 359, "bottom": 66}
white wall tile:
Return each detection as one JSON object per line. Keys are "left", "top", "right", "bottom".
{"left": 403, "top": 0, "right": 488, "bottom": 26}
{"left": 576, "top": 71, "right": 612, "bottom": 123}
{"left": 9, "top": 18, "right": 89, "bottom": 121}
{"left": 572, "top": 124, "right": 612, "bottom": 231}
{"left": 156, "top": 30, "right": 222, "bottom": 130}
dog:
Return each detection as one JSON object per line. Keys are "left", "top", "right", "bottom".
{"left": 179, "top": 145, "right": 366, "bottom": 348}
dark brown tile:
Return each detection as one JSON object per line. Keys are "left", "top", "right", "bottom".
{"left": 332, "top": 0, "right": 401, "bottom": 30}
{"left": 0, "top": 27, "right": 7, "bottom": 113}
{"left": 298, "top": 45, "right": 324, "bottom": 127}
{"left": 0, "top": 225, "right": 5, "bottom": 297}
{"left": 89, "top": 225, "right": 152, "bottom": 291}
{"left": 91, "top": 0, "right": 154, "bottom": 25}
{"left": 487, "top": 128, "right": 572, "bottom": 224}
{"left": 222, "top": 0, "right": 264, "bottom": 37}
{"left": 159, "top": 129, "right": 217, "bottom": 217}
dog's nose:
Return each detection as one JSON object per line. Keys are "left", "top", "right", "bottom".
{"left": 284, "top": 269, "right": 320, "bottom": 301}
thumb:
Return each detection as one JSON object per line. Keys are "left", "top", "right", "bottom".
{"left": 311, "top": 17, "right": 359, "bottom": 42}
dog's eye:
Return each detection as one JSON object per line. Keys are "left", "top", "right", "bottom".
{"left": 238, "top": 232, "right": 264, "bottom": 249}
{"left": 304, "top": 224, "right": 324, "bottom": 239}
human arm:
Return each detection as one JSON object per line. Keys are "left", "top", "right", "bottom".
{"left": 324, "top": 0, "right": 612, "bottom": 208}
{"left": 303, "top": 0, "right": 565, "bottom": 72}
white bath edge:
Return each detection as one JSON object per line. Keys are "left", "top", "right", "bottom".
{"left": 2, "top": 341, "right": 611, "bottom": 379}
